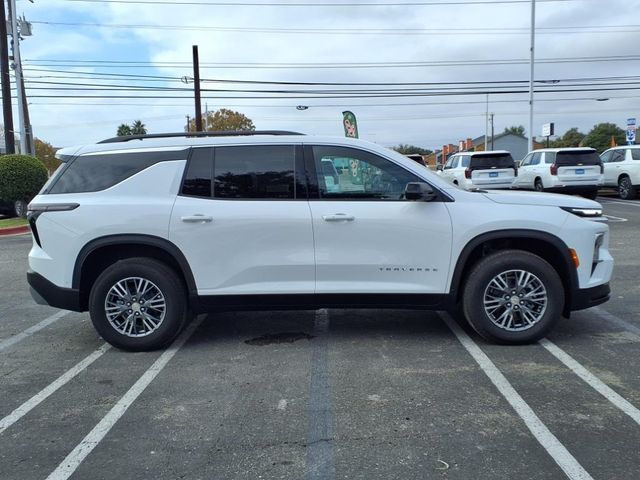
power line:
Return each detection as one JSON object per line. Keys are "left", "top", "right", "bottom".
{"left": 30, "top": 20, "right": 639, "bottom": 35}
{"left": 57, "top": 0, "right": 582, "bottom": 7}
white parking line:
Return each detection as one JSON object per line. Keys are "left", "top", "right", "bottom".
{"left": 602, "top": 214, "right": 628, "bottom": 222}
{"left": 45, "top": 316, "right": 204, "bottom": 480}
{"left": 439, "top": 312, "right": 594, "bottom": 480}
{"left": 590, "top": 306, "right": 640, "bottom": 337}
{"left": 540, "top": 339, "right": 640, "bottom": 426}
{"left": 598, "top": 198, "right": 640, "bottom": 207}
{"left": 0, "top": 343, "right": 111, "bottom": 435}
{"left": 0, "top": 310, "right": 70, "bottom": 352}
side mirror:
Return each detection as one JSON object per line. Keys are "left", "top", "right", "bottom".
{"left": 436, "top": 164, "right": 444, "bottom": 171}
{"left": 405, "top": 182, "right": 438, "bottom": 202}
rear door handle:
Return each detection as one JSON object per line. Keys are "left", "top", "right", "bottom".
{"left": 322, "top": 213, "right": 355, "bottom": 222}
{"left": 181, "top": 214, "right": 213, "bottom": 223}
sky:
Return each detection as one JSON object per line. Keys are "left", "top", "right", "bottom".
{"left": 7, "top": 0, "right": 640, "bottom": 151}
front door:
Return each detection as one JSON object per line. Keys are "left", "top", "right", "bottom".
{"left": 306, "top": 145, "right": 453, "bottom": 295}
{"left": 169, "top": 145, "right": 315, "bottom": 296}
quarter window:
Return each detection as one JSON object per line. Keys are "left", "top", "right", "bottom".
{"left": 312, "top": 145, "right": 423, "bottom": 200}
{"left": 49, "top": 148, "right": 189, "bottom": 194}
{"left": 214, "top": 145, "right": 296, "bottom": 199}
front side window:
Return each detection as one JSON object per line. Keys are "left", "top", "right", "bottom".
{"left": 214, "top": 145, "right": 296, "bottom": 199}
{"left": 444, "top": 156, "right": 456, "bottom": 169}
{"left": 312, "top": 145, "right": 423, "bottom": 200}
{"left": 520, "top": 153, "right": 532, "bottom": 167}
{"left": 600, "top": 150, "right": 613, "bottom": 163}
{"left": 611, "top": 150, "right": 625, "bottom": 163}
{"left": 530, "top": 152, "right": 542, "bottom": 165}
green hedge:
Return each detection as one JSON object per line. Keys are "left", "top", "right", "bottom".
{"left": 0, "top": 154, "right": 48, "bottom": 202}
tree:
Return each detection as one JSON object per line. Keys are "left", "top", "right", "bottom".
{"left": 550, "top": 127, "right": 586, "bottom": 148}
{"left": 0, "top": 154, "right": 48, "bottom": 204}
{"left": 582, "top": 123, "right": 625, "bottom": 153}
{"left": 131, "top": 120, "right": 147, "bottom": 135}
{"left": 117, "top": 123, "right": 132, "bottom": 136}
{"left": 504, "top": 125, "right": 526, "bottom": 136}
{"left": 187, "top": 108, "right": 255, "bottom": 132}
{"left": 34, "top": 138, "right": 60, "bottom": 175}
{"left": 392, "top": 144, "right": 433, "bottom": 155}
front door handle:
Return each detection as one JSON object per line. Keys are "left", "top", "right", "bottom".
{"left": 322, "top": 213, "right": 355, "bottom": 222}
{"left": 181, "top": 214, "right": 213, "bottom": 223}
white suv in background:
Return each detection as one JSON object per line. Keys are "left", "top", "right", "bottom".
{"left": 439, "top": 150, "right": 517, "bottom": 190}
{"left": 27, "top": 132, "right": 613, "bottom": 351}
{"left": 513, "top": 147, "right": 604, "bottom": 199}
{"left": 600, "top": 145, "right": 640, "bottom": 200}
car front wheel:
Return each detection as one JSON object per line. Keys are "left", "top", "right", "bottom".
{"left": 462, "top": 250, "right": 564, "bottom": 344}
{"left": 89, "top": 258, "right": 188, "bottom": 351}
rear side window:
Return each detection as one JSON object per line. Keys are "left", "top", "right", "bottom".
{"left": 181, "top": 148, "right": 212, "bottom": 197}
{"left": 214, "top": 145, "right": 296, "bottom": 199}
{"left": 469, "top": 153, "right": 514, "bottom": 169}
{"left": 48, "top": 149, "right": 189, "bottom": 194}
{"left": 630, "top": 149, "right": 640, "bottom": 160}
{"left": 555, "top": 151, "right": 601, "bottom": 166}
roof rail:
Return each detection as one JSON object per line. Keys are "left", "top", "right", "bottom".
{"left": 98, "top": 130, "right": 305, "bottom": 144}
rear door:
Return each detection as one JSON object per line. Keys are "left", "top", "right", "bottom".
{"left": 169, "top": 144, "right": 315, "bottom": 296}
{"left": 514, "top": 153, "right": 533, "bottom": 188}
{"left": 306, "top": 144, "right": 453, "bottom": 295}
{"left": 555, "top": 150, "right": 603, "bottom": 185}
{"left": 469, "top": 153, "right": 515, "bottom": 189}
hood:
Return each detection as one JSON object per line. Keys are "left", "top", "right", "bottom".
{"left": 480, "top": 189, "right": 601, "bottom": 208}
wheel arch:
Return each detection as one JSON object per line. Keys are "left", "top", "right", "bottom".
{"left": 449, "top": 229, "right": 577, "bottom": 317}
{"left": 73, "top": 234, "right": 197, "bottom": 311}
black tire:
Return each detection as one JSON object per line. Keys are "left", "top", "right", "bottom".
{"left": 534, "top": 178, "right": 544, "bottom": 192}
{"left": 618, "top": 176, "right": 637, "bottom": 200}
{"left": 581, "top": 189, "right": 598, "bottom": 200}
{"left": 14, "top": 200, "right": 27, "bottom": 218}
{"left": 461, "top": 250, "right": 564, "bottom": 344}
{"left": 89, "top": 257, "right": 188, "bottom": 351}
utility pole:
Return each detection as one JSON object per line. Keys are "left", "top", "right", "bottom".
{"left": 192, "top": 45, "right": 202, "bottom": 132}
{"left": 528, "top": 0, "right": 536, "bottom": 152}
{"left": 0, "top": 0, "right": 14, "bottom": 153}
{"left": 8, "top": 0, "right": 25, "bottom": 153}
{"left": 186, "top": 115, "right": 190, "bottom": 132}
{"left": 490, "top": 113, "right": 495, "bottom": 150}
{"left": 485, "top": 94, "right": 489, "bottom": 151}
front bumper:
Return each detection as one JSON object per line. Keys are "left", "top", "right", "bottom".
{"left": 570, "top": 282, "right": 610, "bottom": 311}
{"left": 27, "top": 270, "right": 82, "bottom": 312}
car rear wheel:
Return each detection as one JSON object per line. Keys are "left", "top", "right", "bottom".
{"left": 618, "top": 176, "right": 637, "bottom": 200}
{"left": 14, "top": 200, "right": 27, "bottom": 218}
{"left": 462, "top": 250, "right": 564, "bottom": 344}
{"left": 89, "top": 257, "right": 188, "bottom": 351}
{"left": 534, "top": 178, "right": 544, "bottom": 192}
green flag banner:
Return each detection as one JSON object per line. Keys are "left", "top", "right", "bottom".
{"left": 342, "top": 111, "right": 359, "bottom": 138}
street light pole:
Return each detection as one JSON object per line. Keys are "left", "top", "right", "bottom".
{"left": 8, "top": 0, "right": 25, "bottom": 153}
{"left": 528, "top": 0, "right": 536, "bottom": 152}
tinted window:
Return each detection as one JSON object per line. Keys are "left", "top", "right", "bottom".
{"left": 49, "top": 148, "right": 189, "bottom": 194}
{"left": 610, "top": 150, "right": 625, "bottom": 163}
{"left": 556, "top": 151, "right": 601, "bottom": 166}
{"left": 312, "top": 145, "right": 423, "bottom": 200}
{"left": 469, "top": 153, "right": 514, "bottom": 169}
{"left": 444, "top": 156, "right": 456, "bottom": 169}
{"left": 530, "top": 153, "right": 542, "bottom": 165}
{"left": 631, "top": 149, "right": 640, "bottom": 160}
{"left": 181, "top": 148, "right": 212, "bottom": 197}
{"left": 520, "top": 154, "right": 532, "bottom": 166}
{"left": 600, "top": 151, "right": 613, "bottom": 163}
{"left": 214, "top": 145, "right": 295, "bottom": 199}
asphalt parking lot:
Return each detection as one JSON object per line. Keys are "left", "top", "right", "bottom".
{"left": 1, "top": 197, "right": 639, "bottom": 480}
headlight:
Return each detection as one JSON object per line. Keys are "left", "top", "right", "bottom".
{"left": 560, "top": 206, "right": 603, "bottom": 218}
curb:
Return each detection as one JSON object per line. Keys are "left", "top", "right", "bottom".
{"left": 0, "top": 225, "right": 30, "bottom": 236}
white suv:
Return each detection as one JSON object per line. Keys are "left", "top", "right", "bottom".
{"left": 600, "top": 145, "right": 640, "bottom": 200}
{"left": 513, "top": 147, "right": 604, "bottom": 199}
{"left": 27, "top": 132, "right": 613, "bottom": 350}
{"left": 439, "top": 150, "right": 516, "bottom": 190}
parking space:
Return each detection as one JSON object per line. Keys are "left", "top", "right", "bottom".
{"left": 1, "top": 198, "right": 640, "bottom": 480}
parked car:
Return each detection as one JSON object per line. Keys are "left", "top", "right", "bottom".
{"left": 599, "top": 145, "right": 640, "bottom": 200}
{"left": 27, "top": 131, "right": 612, "bottom": 350}
{"left": 513, "top": 147, "right": 603, "bottom": 199}
{"left": 439, "top": 150, "right": 517, "bottom": 190}
{"left": 0, "top": 198, "right": 29, "bottom": 218}
{"left": 405, "top": 154, "right": 427, "bottom": 166}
